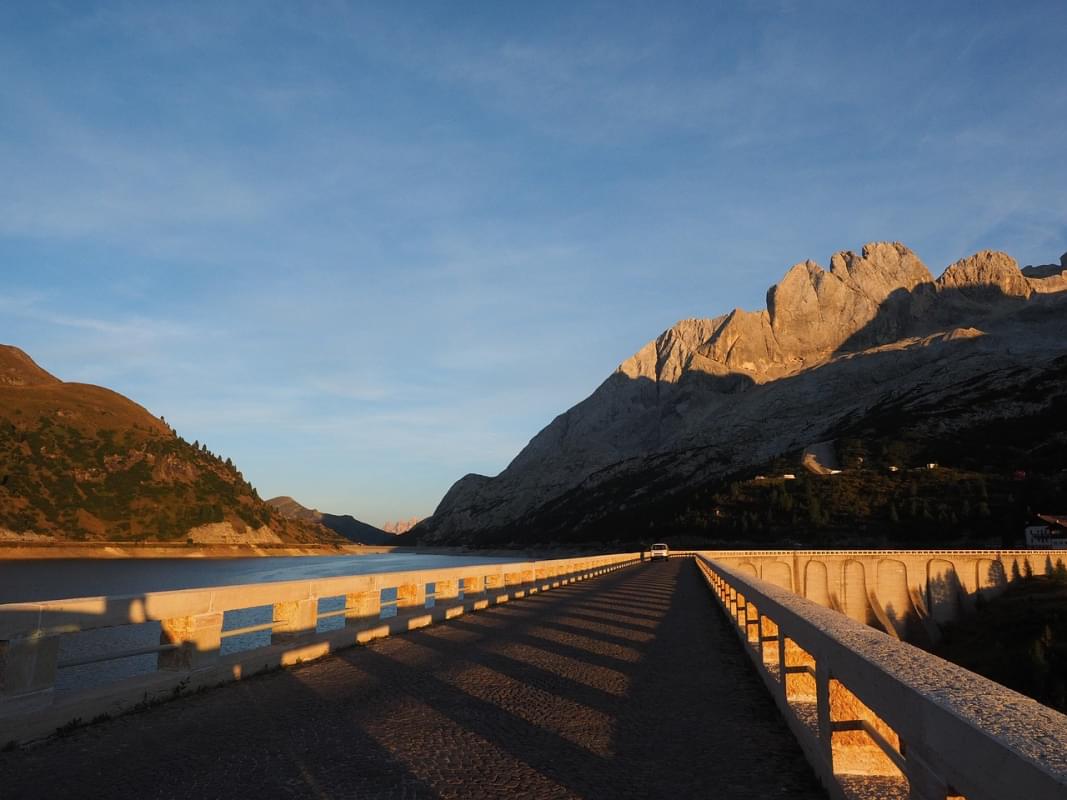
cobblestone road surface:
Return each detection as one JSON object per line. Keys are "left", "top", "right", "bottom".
{"left": 0, "top": 559, "right": 826, "bottom": 799}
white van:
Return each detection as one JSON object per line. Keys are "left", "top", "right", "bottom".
{"left": 650, "top": 543, "right": 670, "bottom": 561}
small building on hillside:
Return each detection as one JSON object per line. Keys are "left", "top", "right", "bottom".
{"left": 1024, "top": 514, "right": 1067, "bottom": 548}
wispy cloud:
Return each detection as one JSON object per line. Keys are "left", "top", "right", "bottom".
{"left": 2, "top": 1, "right": 1066, "bottom": 523}
{"left": 0, "top": 298, "right": 189, "bottom": 340}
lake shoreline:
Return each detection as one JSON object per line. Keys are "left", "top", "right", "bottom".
{"left": 0, "top": 551, "right": 539, "bottom": 604}
{"left": 0, "top": 542, "right": 404, "bottom": 560}
{"left": 0, "top": 542, "right": 575, "bottom": 561}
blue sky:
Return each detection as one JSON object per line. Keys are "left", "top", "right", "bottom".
{"left": 2, "top": 1, "right": 1066, "bottom": 526}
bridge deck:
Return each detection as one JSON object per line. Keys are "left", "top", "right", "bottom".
{"left": 0, "top": 559, "right": 824, "bottom": 799}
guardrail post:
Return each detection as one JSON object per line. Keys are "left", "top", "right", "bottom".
{"left": 506, "top": 571, "right": 532, "bottom": 598}
{"left": 0, "top": 633, "right": 59, "bottom": 715}
{"left": 159, "top": 612, "right": 224, "bottom": 671}
{"left": 435, "top": 580, "right": 459, "bottom": 603}
{"left": 396, "top": 583, "right": 426, "bottom": 612}
{"left": 344, "top": 591, "right": 381, "bottom": 628}
{"left": 485, "top": 574, "right": 505, "bottom": 601}
{"left": 535, "top": 567, "right": 549, "bottom": 590}
{"left": 816, "top": 659, "right": 832, "bottom": 763}
{"left": 272, "top": 598, "right": 318, "bottom": 643}
{"left": 776, "top": 627, "right": 787, "bottom": 694}
{"left": 554, "top": 567, "right": 571, "bottom": 593}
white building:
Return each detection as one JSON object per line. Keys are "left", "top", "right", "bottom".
{"left": 1024, "top": 514, "right": 1067, "bottom": 548}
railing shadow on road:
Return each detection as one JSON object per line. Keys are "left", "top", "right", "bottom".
{"left": 0, "top": 557, "right": 831, "bottom": 800}
{"left": 0, "top": 629, "right": 445, "bottom": 800}
{"left": 329, "top": 560, "right": 825, "bottom": 799}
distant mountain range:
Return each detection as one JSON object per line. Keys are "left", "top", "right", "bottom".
{"left": 415, "top": 244, "right": 1067, "bottom": 546}
{"left": 382, "top": 517, "right": 422, "bottom": 534}
{"left": 0, "top": 345, "right": 338, "bottom": 545}
{"left": 266, "top": 496, "right": 396, "bottom": 545}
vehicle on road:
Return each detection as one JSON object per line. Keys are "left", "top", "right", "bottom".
{"left": 650, "top": 543, "right": 670, "bottom": 561}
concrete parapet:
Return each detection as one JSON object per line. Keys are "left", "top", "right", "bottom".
{"left": 344, "top": 591, "right": 381, "bottom": 628}
{"left": 706, "top": 548, "right": 1067, "bottom": 638}
{"left": 0, "top": 634, "right": 59, "bottom": 716}
{"left": 0, "top": 551, "right": 642, "bottom": 744}
{"left": 396, "top": 583, "right": 426, "bottom": 612}
{"left": 462, "top": 576, "right": 484, "bottom": 596}
{"left": 271, "top": 599, "right": 318, "bottom": 644}
{"left": 697, "top": 554, "right": 1067, "bottom": 800}
{"left": 158, "top": 612, "right": 223, "bottom": 671}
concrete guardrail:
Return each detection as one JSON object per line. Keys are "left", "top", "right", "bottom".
{"left": 696, "top": 553, "right": 1067, "bottom": 800}
{"left": 0, "top": 552, "right": 642, "bottom": 744}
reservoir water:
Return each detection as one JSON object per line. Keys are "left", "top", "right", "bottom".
{"left": 0, "top": 552, "right": 525, "bottom": 693}
{"left": 0, "top": 552, "right": 521, "bottom": 604}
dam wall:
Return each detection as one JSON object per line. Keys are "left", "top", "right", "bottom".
{"left": 705, "top": 549, "right": 1067, "bottom": 640}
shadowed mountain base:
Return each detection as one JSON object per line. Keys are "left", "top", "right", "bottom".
{"left": 0, "top": 561, "right": 825, "bottom": 799}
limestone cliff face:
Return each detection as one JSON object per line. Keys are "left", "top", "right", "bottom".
{"left": 613, "top": 243, "right": 936, "bottom": 386}
{"left": 938, "top": 250, "right": 1032, "bottom": 300}
{"left": 1022, "top": 252, "right": 1067, "bottom": 294}
{"left": 420, "top": 243, "right": 1067, "bottom": 543}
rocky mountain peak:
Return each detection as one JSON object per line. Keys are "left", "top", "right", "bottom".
{"left": 827, "top": 242, "right": 934, "bottom": 297}
{"left": 382, "top": 517, "right": 421, "bottom": 534}
{"left": 937, "top": 250, "right": 1031, "bottom": 300}
{"left": 620, "top": 242, "right": 938, "bottom": 387}
{"left": 416, "top": 241, "right": 1067, "bottom": 545}
{"left": 766, "top": 242, "right": 934, "bottom": 360}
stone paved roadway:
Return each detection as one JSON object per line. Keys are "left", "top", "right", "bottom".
{"left": 0, "top": 559, "right": 825, "bottom": 799}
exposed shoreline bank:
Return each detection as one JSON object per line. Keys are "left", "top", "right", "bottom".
{"left": 0, "top": 542, "right": 596, "bottom": 561}
{"left": 0, "top": 542, "right": 405, "bottom": 560}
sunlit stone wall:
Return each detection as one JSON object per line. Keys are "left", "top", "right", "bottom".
{"left": 706, "top": 549, "right": 1067, "bottom": 641}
